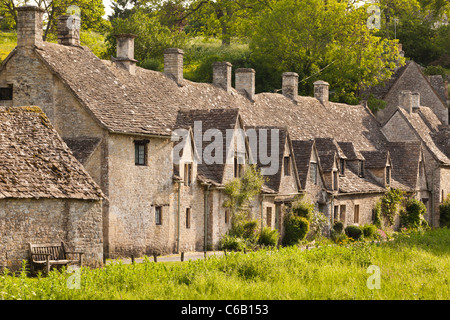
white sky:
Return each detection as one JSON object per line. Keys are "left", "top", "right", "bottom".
{"left": 103, "top": 0, "right": 113, "bottom": 18}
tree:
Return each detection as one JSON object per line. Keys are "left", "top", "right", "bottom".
{"left": 0, "top": 0, "right": 108, "bottom": 39}
{"left": 248, "top": 0, "right": 403, "bottom": 101}
{"left": 105, "top": 8, "right": 187, "bottom": 70}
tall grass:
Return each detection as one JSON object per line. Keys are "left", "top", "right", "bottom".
{"left": 1, "top": 228, "right": 449, "bottom": 300}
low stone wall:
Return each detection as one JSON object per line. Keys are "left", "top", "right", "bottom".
{"left": 0, "top": 198, "right": 103, "bottom": 271}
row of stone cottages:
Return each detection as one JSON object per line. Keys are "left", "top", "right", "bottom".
{"left": 0, "top": 6, "right": 449, "bottom": 269}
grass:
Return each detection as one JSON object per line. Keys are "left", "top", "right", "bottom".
{"left": 1, "top": 228, "right": 450, "bottom": 300}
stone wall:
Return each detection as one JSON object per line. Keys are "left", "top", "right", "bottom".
{"left": 333, "top": 193, "right": 383, "bottom": 227}
{"left": 0, "top": 198, "right": 103, "bottom": 270}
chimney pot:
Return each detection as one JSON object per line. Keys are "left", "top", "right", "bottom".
{"left": 164, "top": 48, "right": 184, "bottom": 84}
{"left": 314, "top": 80, "right": 329, "bottom": 104}
{"left": 57, "top": 15, "right": 81, "bottom": 46}
{"left": 213, "top": 61, "right": 232, "bottom": 93}
{"left": 282, "top": 72, "right": 299, "bottom": 102}
{"left": 235, "top": 68, "right": 255, "bottom": 101}
{"left": 16, "top": 6, "right": 45, "bottom": 48}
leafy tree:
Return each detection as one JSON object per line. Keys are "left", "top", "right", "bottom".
{"left": 381, "top": 188, "right": 404, "bottom": 226}
{"left": 248, "top": 0, "right": 403, "bottom": 101}
{"left": 105, "top": 8, "right": 187, "bottom": 70}
{"left": 0, "top": 0, "right": 108, "bottom": 39}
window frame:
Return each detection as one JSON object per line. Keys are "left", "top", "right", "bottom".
{"left": 266, "top": 207, "right": 273, "bottom": 228}
{"left": 0, "top": 86, "right": 13, "bottom": 101}
{"left": 186, "top": 207, "right": 191, "bottom": 229}
{"left": 134, "top": 139, "right": 149, "bottom": 166}
{"left": 354, "top": 204, "right": 360, "bottom": 224}
{"left": 283, "top": 156, "right": 291, "bottom": 176}
{"left": 310, "top": 162, "right": 318, "bottom": 185}
{"left": 155, "top": 206, "right": 162, "bottom": 225}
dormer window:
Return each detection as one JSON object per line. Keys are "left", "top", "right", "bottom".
{"left": 184, "top": 162, "right": 193, "bottom": 186}
{"left": 310, "top": 162, "right": 318, "bottom": 184}
{"left": 284, "top": 156, "right": 291, "bottom": 176}
{"left": 0, "top": 86, "right": 13, "bottom": 101}
{"left": 386, "top": 165, "right": 391, "bottom": 185}
{"left": 359, "top": 161, "right": 365, "bottom": 177}
{"left": 333, "top": 170, "right": 339, "bottom": 191}
{"left": 339, "top": 159, "right": 345, "bottom": 175}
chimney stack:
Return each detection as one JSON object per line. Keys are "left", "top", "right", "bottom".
{"left": 399, "top": 90, "right": 413, "bottom": 114}
{"left": 282, "top": 72, "right": 298, "bottom": 102}
{"left": 235, "top": 68, "right": 255, "bottom": 101}
{"left": 411, "top": 92, "right": 420, "bottom": 112}
{"left": 115, "top": 34, "right": 137, "bottom": 75}
{"left": 16, "top": 6, "right": 44, "bottom": 48}
{"left": 164, "top": 48, "right": 184, "bottom": 84}
{"left": 398, "top": 43, "right": 405, "bottom": 57}
{"left": 314, "top": 80, "right": 329, "bottom": 104}
{"left": 213, "top": 61, "right": 232, "bottom": 93}
{"left": 57, "top": 15, "right": 81, "bottom": 46}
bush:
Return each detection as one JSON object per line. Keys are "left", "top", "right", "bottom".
{"left": 307, "top": 210, "right": 330, "bottom": 239}
{"left": 330, "top": 229, "right": 349, "bottom": 244}
{"left": 291, "top": 197, "right": 315, "bottom": 218}
{"left": 283, "top": 215, "right": 310, "bottom": 246}
{"left": 440, "top": 195, "right": 450, "bottom": 228}
{"left": 400, "top": 198, "right": 429, "bottom": 229}
{"left": 333, "top": 221, "right": 344, "bottom": 234}
{"left": 362, "top": 224, "right": 377, "bottom": 238}
{"left": 258, "top": 227, "right": 279, "bottom": 247}
{"left": 345, "top": 225, "right": 363, "bottom": 240}
{"left": 219, "top": 234, "right": 246, "bottom": 251}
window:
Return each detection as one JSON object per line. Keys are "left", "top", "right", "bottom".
{"left": 0, "top": 87, "right": 12, "bottom": 101}
{"left": 184, "top": 162, "right": 193, "bottom": 186}
{"left": 186, "top": 208, "right": 191, "bottom": 229}
{"left": 340, "top": 205, "right": 346, "bottom": 222}
{"left": 275, "top": 204, "right": 281, "bottom": 230}
{"left": 340, "top": 159, "right": 345, "bottom": 175}
{"left": 155, "top": 206, "right": 162, "bottom": 225}
{"left": 359, "top": 161, "right": 365, "bottom": 177}
{"left": 284, "top": 157, "right": 291, "bottom": 176}
{"left": 310, "top": 162, "right": 318, "bottom": 184}
{"left": 134, "top": 140, "right": 149, "bottom": 166}
{"left": 266, "top": 207, "right": 273, "bottom": 228}
{"left": 225, "top": 210, "right": 230, "bottom": 224}
{"left": 354, "top": 205, "right": 360, "bottom": 224}
{"left": 386, "top": 166, "right": 391, "bottom": 185}
{"left": 334, "top": 205, "right": 339, "bottom": 221}
{"left": 234, "top": 154, "right": 244, "bottom": 178}
{"left": 333, "top": 171, "right": 339, "bottom": 191}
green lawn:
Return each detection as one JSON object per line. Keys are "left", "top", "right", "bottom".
{"left": 1, "top": 228, "right": 449, "bottom": 300}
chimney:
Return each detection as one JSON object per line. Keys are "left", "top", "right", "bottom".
{"left": 235, "top": 68, "right": 255, "bottom": 101}
{"left": 164, "top": 48, "right": 184, "bottom": 84}
{"left": 213, "top": 61, "right": 232, "bottom": 93}
{"left": 57, "top": 15, "right": 81, "bottom": 46}
{"left": 314, "top": 80, "right": 329, "bottom": 104}
{"left": 115, "top": 34, "right": 138, "bottom": 75}
{"left": 16, "top": 6, "right": 44, "bottom": 48}
{"left": 399, "top": 90, "right": 412, "bottom": 114}
{"left": 282, "top": 72, "right": 298, "bottom": 102}
{"left": 411, "top": 92, "right": 420, "bottom": 112}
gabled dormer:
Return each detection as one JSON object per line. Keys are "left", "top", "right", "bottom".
{"left": 360, "top": 150, "right": 392, "bottom": 188}
{"left": 172, "top": 126, "right": 199, "bottom": 187}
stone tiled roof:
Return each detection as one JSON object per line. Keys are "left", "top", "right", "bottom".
{"left": 397, "top": 107, "right": 450, "bottom": 165}
{"left": 0, "top": 106, "right": 104, "bottom": 200}
{"left": 338, "top": 162, "right": 385, "bottom": 194}
{"left": 174, "top": 108, "right": 241, "bottom": 185}
{"left": 387, "top": 141, "right": 423, "bottom": 191}
{"left": 314, "top": 137, "right": 346, "bottom": 172}
{"left": 432, "top": 128, "right": 450, "bottom": 159}
{"left": 63, "top": 138, "right": 101, "bottom": 164}
{"left": 360, "top": 150, "right": 390, "bottom": 169}
{"left": 291, "top": 140, "right": 315, "bottom": 190}
{"left": 337, "top": 142, "right": 365, "bottom": 161}
{"left": 34, "top": 42, "right": 388, "bottom": 154}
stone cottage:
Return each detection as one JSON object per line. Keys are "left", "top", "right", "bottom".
{"left": 381, "top": 91, "right": 450, "bottom": 227}
{"left": 365, "top": 60, "right": 449, "bottom": 125}
{"left": 2, "top": 5, "right": 448, "bottom": 260}
{"left": 0, "top": 106, "right": 104, "bottom": 270}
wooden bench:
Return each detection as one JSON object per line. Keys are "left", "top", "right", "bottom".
{"left": 28, "top": 242, "right": 83, "bottom": 275}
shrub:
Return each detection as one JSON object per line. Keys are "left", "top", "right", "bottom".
{"left": 283, "top": 215, "right": 310, "bottom": 246}
{"left": 330, "top": 229, "right": 349, "bottom": 244}
{"left": 219, "top": 234, "right": 246, "bottom": 251}
{"left": 345, "top": 225, "right": 363, "bottom": 240}
{"left": 291, "top": 197, "right": 315, "bottom": 218}
{"left": 400, "top": 198, "right": 429, "bottom": 229}
{"left": 307, "top": 210, "right": 330, "bottom": 239}
{"left": 258, "top": 227, "right": 279, "bottom": 247}
{"left": 333, "top": 221, "right": 344, "bottom": 233}
{"left": 440, "top": 195, "right": 450, "bottom": 228}
{"left": 362, "top": 224, "right": 377, "bottom": 238}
